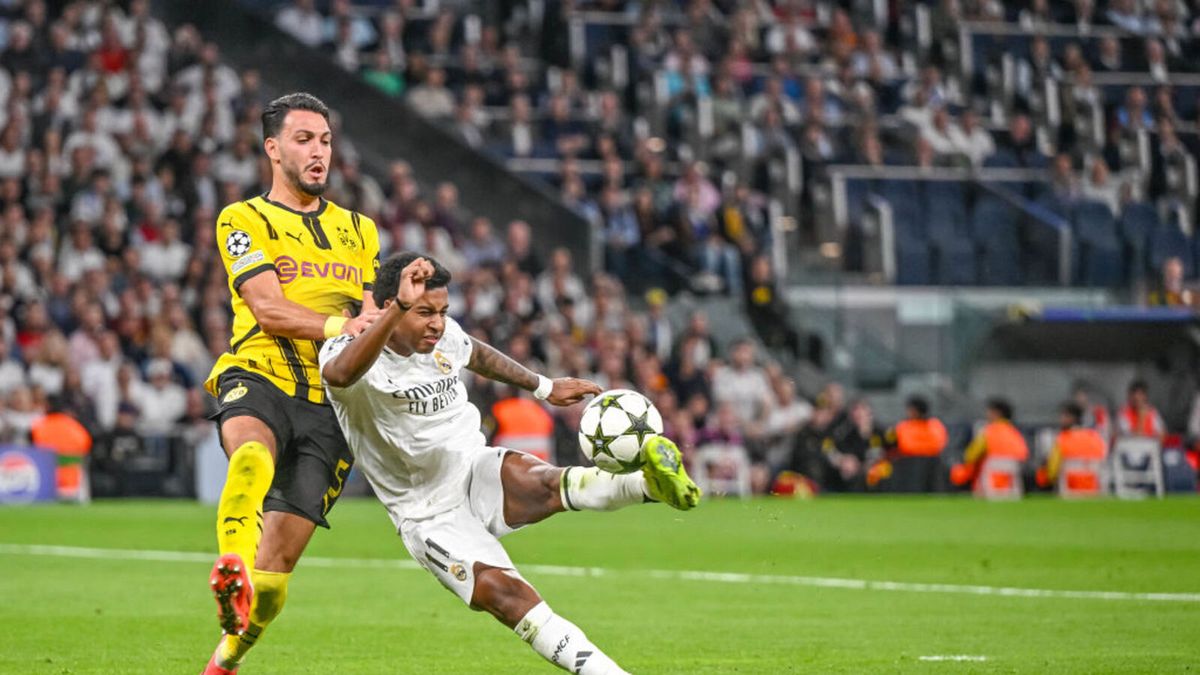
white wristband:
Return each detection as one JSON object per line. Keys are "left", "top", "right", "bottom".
{"left": 533, "top": 375, "right": 553, "bottom": 400}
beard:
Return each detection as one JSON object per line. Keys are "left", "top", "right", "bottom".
{"left": 283, "top": 160, "right": 328, "bottom": 197}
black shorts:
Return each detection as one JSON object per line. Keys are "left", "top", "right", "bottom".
{"left": 210, "top": 368, "right": 353, "bottom": 528}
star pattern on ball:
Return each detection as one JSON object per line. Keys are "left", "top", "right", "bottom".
{"left": 586, "top": 420, "right": 620, "bottom": 458}
{"left": 597, "top": 394, "right": 623, "bottom": 412}
{"left": 624, "top": 409, "right": 656, "bottom": 448}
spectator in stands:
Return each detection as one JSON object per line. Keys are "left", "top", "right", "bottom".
{"left": 407, "top": 66, "right": 455, "bottom": 119}
{"left": 1072, "top": 382, "right": 1113, "bottom": 439}
{"left": 1117, "top": 86, "right": 1155, "bottom": 133}
{"left": 362, "top": 49, "right": 404, "bottom": 98}
{"left": 923, "top": 106, "right": 960, "bottom": 164}
{"left": 1036, "top": 401, "right": 1107, "bottom": 490}
{"left": 506, "top": 219, "right": 543, "bottom": 277}
{"left": 711, "top": 339, "right": 773, "bottom": 435}
{"left": 131, "top": 357, "right": 186, "bottom": 438}
{"left": 1105, "top": 0, "right": 1148, "bottom": 33}
{"left": 536, "top": 247, "right": 586, "bottom": 315}
{"left": 888, "top": 396, "right": 949, "bottom": 492}
{"left": 823, "top": 398, "right": 883, "bottom": 492}
{"left": 993, "top": 113, "right": 1046, "bottom": 168}
{"left": 599, "top": 186, "right": 639, "bottom": 280}
{"left": 1080, "top": 157, "right": 1122, "bottom": 215}
{"left": 950, "top": 398, "right": 1029, "bottom": 488}
{"left": 1117, "top": 379, "right": 1166, "bottom": 439}
{"left": 275, "top": 0, "right": 324, "bottom": 48}
{"left": 0, "top": 341, "right": 25, "bottom": 396}
{"left": 950, "top": 108, "right": 995, "bottom": 167}
{"left": 1147, "top": 256, "right": 1193, "bottom": 307}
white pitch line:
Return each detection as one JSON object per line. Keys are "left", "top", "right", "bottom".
{"left": 1, "top": 543, "right": 1199, "bottom": 604}
{"left": 919, "top": 655, "right": 989, "bottom": 662}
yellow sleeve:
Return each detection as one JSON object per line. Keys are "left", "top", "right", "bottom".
{"left": 217, "top": 203, "right": 277, "bottom": 295}
{"left": 357, "top": 213, "right": 381, "bottom": 292}
{"left": 963, "top": 431, "right": 987, "bottom": 465}
{"left": 1044, "top": 442, "right": 1062, "bottom": 482}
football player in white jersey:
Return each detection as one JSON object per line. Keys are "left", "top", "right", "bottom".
{"left": 319, "top": 252, "right": 700, "bottom": 675}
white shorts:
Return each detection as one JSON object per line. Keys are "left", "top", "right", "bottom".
{"left": 397, "top": 447, "right": 525, "bottom": 605}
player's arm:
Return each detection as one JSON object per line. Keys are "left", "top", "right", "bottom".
{"left": 240, "top": 272, "right": 378, "bottom": 340}
{"left": 466, "top": 339, "right": 601, "bottom": 406}
{"left": 322, "top": 257, "right": 434, "bottom": 388}
{"left": 962, "top": 432, "right": 987, "bottom": 465}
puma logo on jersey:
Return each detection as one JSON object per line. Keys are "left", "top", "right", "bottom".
{"left": 285, "top": 231, "right": 304, "bottom": 244}
{"left": 223, "top": 516, "right": 248, "bottom": 526}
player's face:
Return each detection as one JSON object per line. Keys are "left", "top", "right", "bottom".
{"left": 269, "top": 109, "right": 331, "bottom": 197}
{"left": 395, "top": 287, "right": 450, "bottom": 354}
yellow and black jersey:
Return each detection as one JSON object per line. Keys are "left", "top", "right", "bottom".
{"left": 205, "top": 195, "right": 381, "bottom": 405}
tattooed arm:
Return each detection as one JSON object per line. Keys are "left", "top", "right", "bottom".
{"left": 466, "top": 337, "right": 539, "bottom": 390}
{"left": 466, "top": 337, "right": 602, "bottom": 406}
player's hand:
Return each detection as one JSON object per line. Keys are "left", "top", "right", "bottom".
{"left": 343, "top": 308, "right": 382, "bottom": 337}
{"left": 397, "top": 257, "right": 435, "bottom": 309}
{"left": 546, "top": 378, "right": 603, "bottom": 406}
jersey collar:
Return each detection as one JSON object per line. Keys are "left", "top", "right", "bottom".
{"left": 260, "top": 193, "right": 328, "bottom": 217}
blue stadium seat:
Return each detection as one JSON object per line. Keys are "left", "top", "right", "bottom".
{"left": 1071, "top": 200, "right": 1120, "bottom": 248}
{"left": 1078, "top": 242, "right": 1125, "bottom": 287}
{"left": 924, "top": 181, "right": 968, "bottom": 240}
{"left": 1119, "top": 201, "right": 1158, "bottom": 250}
{"left": 878, "top": 180, "right": 924, "bottom": 240}
{"left": 972, "top": 196, "right": 1022, "bottom": 285}
{"left": 844, "top": 177, "right": 872, "bottom": 229}
{"left": 1149, "top": 220, "right": 1193, "bottom": 275}
{"left": 971, "top": 196, "right": 1020, "bottom": 251}
{"left": 895, "top": 238, "right": 933, "bottom": 285}
{"left": 934, "top": 237, "right": 977, "bottom": 285}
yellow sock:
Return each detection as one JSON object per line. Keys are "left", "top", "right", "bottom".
{"left": 218, "top": 570, "right": 290, "bottom": 667}
{"left": 216, "top": 441, "right": 274, "bottom": 568}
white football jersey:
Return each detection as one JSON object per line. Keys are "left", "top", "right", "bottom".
{"left": 319, "top": 316, "right": 486, "bottom": 523}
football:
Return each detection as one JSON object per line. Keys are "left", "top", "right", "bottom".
{"left": 577, "top": 389, "right": 664, "bottom": 473}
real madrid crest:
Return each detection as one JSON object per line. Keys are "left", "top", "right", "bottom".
{"left": 449, "top": 562, "right": 468, "bottom": 582}
{"left": 433, "top": 351, "right": 451, "bottom": 374}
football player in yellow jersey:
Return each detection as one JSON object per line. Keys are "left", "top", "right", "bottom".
{"left": 202, "top": 93, "right": 381, "bottom": 675}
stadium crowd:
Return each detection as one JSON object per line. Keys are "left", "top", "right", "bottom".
{"left": 267, "top": 0, "right": 1200, "bottom": 286}
{"left": 0, "top": 0, "right": 1194, "bottom": 499}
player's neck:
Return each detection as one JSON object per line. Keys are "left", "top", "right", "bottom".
{"left": 386, "top": 334, "right": 416, "bottom": 358}
{"left": 267, "top": 180, "right": 323, "bottom": 213}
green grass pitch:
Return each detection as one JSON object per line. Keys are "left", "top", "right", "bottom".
{"left": 1, "top": 496, "right": 1198, "bottom": 673}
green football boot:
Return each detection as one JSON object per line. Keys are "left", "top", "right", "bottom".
{"left": 640, "top": 435, "right": 701, "bottom": 510}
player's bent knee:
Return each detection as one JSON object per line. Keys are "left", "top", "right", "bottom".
{"left": 470, "top": 565, "right": 541, "bottom": 627}
{"left": 220, "top": 416, "right": 278, "bottom": 459}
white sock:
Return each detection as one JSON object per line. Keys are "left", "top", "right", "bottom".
{"left": 560, "top": 467, "right": 648, "bottom": 512}
{"left": 515, "top": 602, "right": 629, "bottom": 675}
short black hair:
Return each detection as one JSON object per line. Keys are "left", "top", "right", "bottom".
{"left": 986, "top": 397, "right": 1014, "bottom": 421}
{"left": 262, "top": 92, "right": 330, "bottom": 139}
{"left": 906, "top": 396, "right": 930, "bottom": 417}
{"left": 1128, "top": 379, "right": 1148, "bottom": 395}
{"left": 373, "top": 251, "right": 452, "bottom": 307}
{"left": 1060, "top": 402, "right": 1083, "bottom": 423}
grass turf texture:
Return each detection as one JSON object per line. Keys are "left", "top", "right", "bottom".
{"left": 1, "top": 496, "right": 1198, "bottom": 674}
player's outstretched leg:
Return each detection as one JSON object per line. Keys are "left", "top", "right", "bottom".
{"left": 205, "top": 569, "right": 290, "bottom": 673}
{"left": 473, "top": 565, "right": 630, "bottom": 675}
{"left": 640, "top": 435, "right": 701, "bottom": 510}
{"left": 556, "top": 435, "right": 700, "bottom": 514}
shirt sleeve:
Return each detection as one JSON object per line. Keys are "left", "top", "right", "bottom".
{"left": 217, "top": 203, "right": 277, "bottom": 295}
{"left": 318, "top": 334, "right": 358, "bottom": 390}
{"left": 358, "top": 213, "right": 381, "bottom": 292}
{"left": 444, "top": 317, "right": 473, "bottom": 366}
